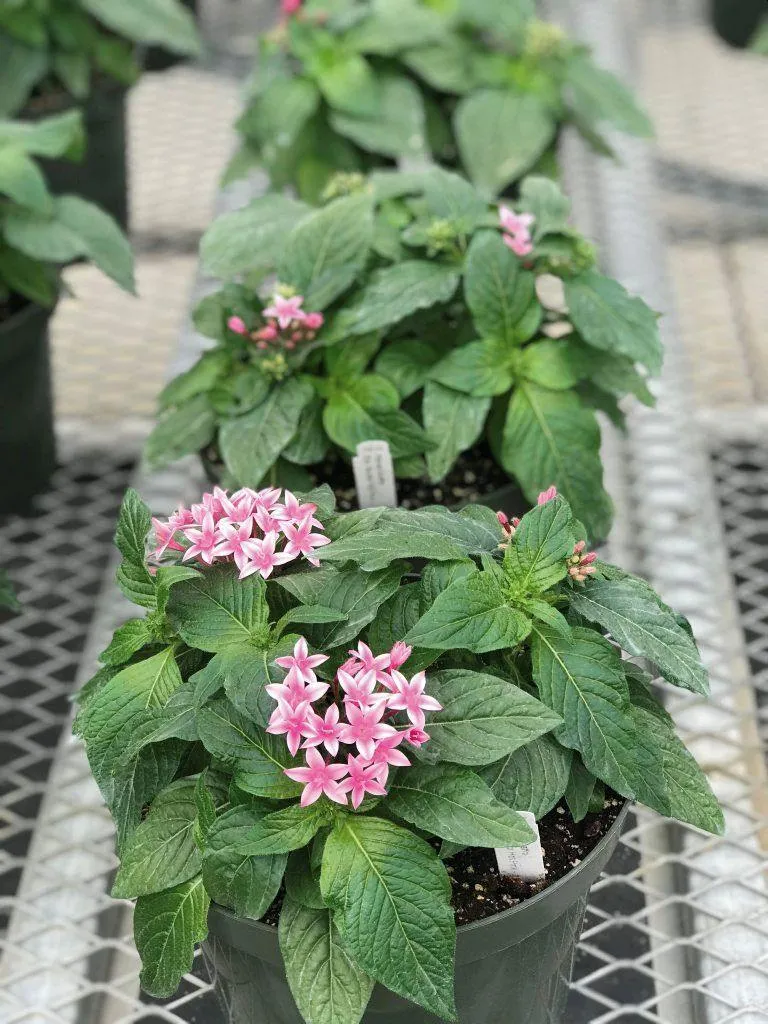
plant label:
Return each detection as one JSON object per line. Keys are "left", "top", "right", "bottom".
{"left": 353, "top": 441, "right": 398, "bottom": 508}
{"left": 495, "top": 812, "right": 546, "bottom": 880}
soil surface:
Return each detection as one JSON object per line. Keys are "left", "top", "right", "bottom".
{"left": 258, "top": 796, "right": 623, "bottom": 929}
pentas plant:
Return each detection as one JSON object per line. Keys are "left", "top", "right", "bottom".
{"left": 0, "top": 109, "right": 134, "bottom": 306}
{"left": 0, "top": 0, "right": 201, "bottom": 116}
{"left": 148, "top": 168, "right": 660, "bottom": 539}
{"left": 226, "top": 0, "right": 652, "bottom": 201}
{"left": 76, "top": 483, "right": 722, "bottom": 1023}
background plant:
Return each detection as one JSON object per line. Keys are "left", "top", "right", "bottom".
{"left": 0, "top": 0, "right": 202, "bottom": 116}
{"left": 147, "top": 169, "right": 659, "bottom": 539}
{"left": 0, "top": 108, "right": 134, "bottom": 305}
{"left": 227, "top": 0, "right": 652, "bottom": 201}
{"left": 75, "top": 483, "right": 722, "bottom": 1022}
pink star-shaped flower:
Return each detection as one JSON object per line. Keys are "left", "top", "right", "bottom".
{"left": 262, "top": 294, "right": 306, "bottom": 330}
{"left": 181, "top": 512, "right": 219, "bottom": 565}
{"left": 499, "top": 207, "right": 535, "bottom": 237}
{"left": 338, "top": 702, "right": 396, "bottom": 761}
{"left": 346, "top": 642, "right": 392, "bottom": 684}
{"left": 388, "top": 641, "right": 412, "bottom": 672}
{"left": 338, "top": 668, "right": 385, "bottom": 708}
{"left": 265, "top": 674, "right": 329, "bottom": 708}
{"left": 386, "top": 670, "right": 442, "bottom": 731}
{"left": 281, "top": 519, "right": 331, "bottom": 566}
{"left": 503, "top": 232, "right": 534, "bottom": 257}
{"left": 151, "top": 518, "right": 184, "bottom": 558}
{"left": 370, "top": 732, "right": 411, "bottom": 783}
{"left": 339, "top": 753, "right": 388, "bottom": 809}
{"left": 239, "top": 531, "right": 293, "bottom": 579}
{"left": 212, "top": 519, "right": 254, "bottom": 574}
{"left": 275, "top": 637, "right": 329, "bottom": 685}
{"left": 266, "top": 698, "right": 313, "bottom": 757}
{"left": 284, "top": 748, "right": 349, "bottom": 807}
{"left": 302, "top": 703, "right": 343, "bottom": 757}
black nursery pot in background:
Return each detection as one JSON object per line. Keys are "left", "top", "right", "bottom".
{"left": 203, "top": 805, "right": 628, "bottom": 1024}
{"left": 28, "top": 83, "right": 130, "bottom": 231}
{"left": 0, "top": 302, "right": 56, "bottom": 513}
{"left": 711, "top": 0, "right": 765, "bottom": 47}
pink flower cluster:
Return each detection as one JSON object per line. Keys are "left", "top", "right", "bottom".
{"left": 150, "top": 487, "right": 330, "bottom": 580}
{"left": 267, "top": 639, "right": 441, "bottom": 808}
{"left": 227, "top": 292, "right": 324, "bottom": 353}
{"left": 500, "top": 206, "right": 535, "bottom": 257}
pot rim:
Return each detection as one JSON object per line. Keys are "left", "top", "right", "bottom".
{"left": 207, "top": 800, "right": 630, "bottom": 966}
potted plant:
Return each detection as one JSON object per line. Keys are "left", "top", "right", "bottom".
{"left": 146, "top": 169, "right": 659, "bottom": 541}
{"left": 224, "top": 0, "right": 652, "bottom": 201}
{"left": 74, "top": 481, "right": 722, "bottom": 1023}
{"left": 0, "top": 108, "right": 135, "bottom": 511}
{"left": 0, "top": 0, "right": 202, "bottom": 226}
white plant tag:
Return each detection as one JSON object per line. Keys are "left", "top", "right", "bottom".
{"left": 495, "top": 812, "right": 546, "bottom": 880}
{"left": 352, "top": 441, "right": 398, "bottom": 509}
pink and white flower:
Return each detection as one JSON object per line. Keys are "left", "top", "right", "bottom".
{"left": 370, "top": 732, "right": 411, "bottom": 782}
{"left": 386, "top": 670, "right": 443, "bottom": 731}
{"left": 338, "top": 667, "right": 384, "bottom": 708}
{"left": 345, "top": 641, "right": 392, "bottom": 684}
{"left": 181, "top": 511, "right": 218, "bottom": 565}
{"left": 275, "top": 637, "right": 329, "bottom": 685}
{"left": 239, "top": 531, "right": 294, "bottom": 580}
{"left": 262, "top": 293, "right": 306, "bottom": 330}
{"left": 338, "top": 702, "right": 397, "bottom": 760}
{"left": 284, "top": 748, "right": 349, "bottom": 807}
{"left": 302, "top": 703, "right": 343, "bottom": 756}
{"left": 339, "top": 754, "right": 388, "bottom": 809}
{"left": 281, "top": 519, "right": 332, "bottom": 566}
{"left": 266, "top": 699, "right": 313, "bottom": 757}
{"left": 212, "top": 519, "right": 254, "bottom": 574}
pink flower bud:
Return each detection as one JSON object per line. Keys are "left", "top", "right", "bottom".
{"left": 282, "top": 0, "right": 302, "bottom": 12}
{"left": 305, "top": 331, "right": 316, "bottom": 341}
{"left": 257, "top": 340, "right": 269, "bottom": 350}
{"left": 537, "top": 486, "right": 558, "bottom": 505}
{"left": 291, "top": 331, "right": 303, "bottom": 342}
{"left": 285, "top": 340, "right": 296, "bottom": 349}
{"left": 304, "top": 312, "right": 324, "bottom": 330}
{"left": 257, "top": 323, "right": 278, "bottom": 342}
{"left": 404, "top": 728, "right": 429, "bottom": 747}
{"left": 389, "top": 641, "right": 412, "bottom": 671}
{"left": 496, "top": 510, "right": 513, "bottom": 536}
{"left": 227, "top": 315, "right": 248, "bottom": 335}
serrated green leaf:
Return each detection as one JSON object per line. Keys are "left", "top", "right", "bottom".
{"left": 0, "top": 146, "right": 51, "bottom": 214}
{"left": 320, "top": 816, "right": 457, "bottom": 1021}
{"left": 503, "top": 495, "right": 573, "bottom": 594}
{"left": 299, "top": 565, "right": 405, "bottom": 649}
{"left": 81, "top": 0, "right": 201, "bottom": 54}
{"left": 219, "top": 378, "right": 314, "bottom": 487}
{"left": 518, "top": 176, "right": 571, "bottom": 240}
{"left": 389, "top": 763, "right": 535, "bottom": 846}
{"left": 330, "top": 74, "right": 427, "bottom": 159}
{"left": 564, "top": 755, "right": 599, "bottom": 823}
{"left": 480, "top": 734, "right": 573, "bottom": 819}
{"left": 346, "top": 0, "right": 446, "bottom": 55}
{"left": 422, "top": 668, "right": 562, "bottom": 765}
{"left": 344, "top": 261, "right": 460, "bottom": 335}
{"left": 285, "top": 848, "right": 326, "bottom": 910}
{"left": 99, "top": 618, "right": 154, "bottom": 666}
{"left": 423, "top": 381, "right": 490, "bottom": 483}
{"left": 420, "top": 167, "right": 489, "bottom": 232}
{"left": 501, "top": 382, "right": 613, "bottom": 540}
{"left": 134, "top": 877, "right": 209, "bottom": 999}
{"left": 375, "top": 339, "right": 442, "bottom": 399}
{"left": 201, "top": 194, "right": 310, "bottom": 279}
{"left": 565, "top": 270, "right": 662, "bottom": 374}
{"left": 531, "top": 624, "right": 637, "bottom": 799}
{"left": 430, "top": 337, "right": 514, "bottom": 397}
{"left": 569, "top": 577, "right": 709, "bottom": 695}
{"left": 107, "top": 743, "right": 184, "bottom": 854}
{"left": 279, "top": 899, "right": 374, "bottom": 1024}
{"left": 237, "top": 801, "right": 335, "bottom": 856}
{"left": 403, "top": 38, "right": 477, "bottom": 94}
{"left": 464, "top": 230, "right": 538, "bottom": 343}
{"left": 454, "top": 89, "right": 556, "bottom": 197}
{"left": 323, "top": 389, "right": 430, "bottom": 459}
{"left": 203, "top": 806, "right": 287, "bottom": 918}
{"left": 519, "top": 339, "right": 586, "bottom": 390}
{"left": 167, "top": 567, "right": 269, "bottom": 653}
{"left": 144, "top": 393, "right": 217, "bottom": 471}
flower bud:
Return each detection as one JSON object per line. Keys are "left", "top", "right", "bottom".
{"left": 227, "top": 315, "right": 248, "bottom": 335}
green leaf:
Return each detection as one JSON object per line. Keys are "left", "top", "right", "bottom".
{"left": 565, "top": 53, "right": 653, "bottom": 138}
{"left": 107, "top": 743, "right": 184, "bottom": 854}
{"left": 344, "top": 261, "right": 460, "bottom": 336}
{"left": 200, "top": 195, "right": 309, "bottom": 279}
{"left": 422, "top": 669, "right": 562, "bottom": 765}
{"left": 405, "top": 572, "right": 531, "bottom": 654}
{"left": 320, "top": 506, "right": 499, "bottom": 572}
{"left": 518, "top": 176, "right": 571, "bottom": 240}
{"left": 219, "top": 378, "right": 314, "bottom": 487}
{"left": 119, "top": 683, "right": 201, "bottom": 762}
{"left": 167, "top": 567, "right": 269, "bottom": 653}
{"left": 655, "top": 725, "right": 724, "bottom": 835}
{"left": 420, "top": 559, "right": 477, "bottom": 608}
{"left": 115, "top": 488, "right": 152, "bottom": 567}
{"left": 52, "top": 51, "right": 91, "bottom": 99}
{"left": 454, "top": 90, "right": 556, "bottom": 198}
{"left": 203, "top": 806, "right": 287, "bottom": 918}
{"left": 501, "top": 382, "right": 613, "bottom": 540}
{"left": 420, "top": 168, "right": 489, "bottom": 233}
{"left": 313, "top": 53, "right": 379, "bottom": 115}
{"left": 77, "top": 648, "right": 182, "bottom": 783}
{"left": 298, "top": 565, "right": 405, "bottom": 649}
{"left": 519, "top": 339, "right": 585, "bottom": 391}
{"left": 464, "top": 230, "right": 537, "bottom": 343}
{"left": 237, "top": 801, "right": 334, "bottom": 856}
{"left": 285, "top": 847, "right": 326, "bottom": 910}
{"left": 531, "top": 625, "right": 637, "bottom": 799}
{"left": 330, "top": 74, "right": 427, "bottom": 159}
{"left": 0, "top": 110, "right": 84, "bottom": 160}
{"left": 112, "top": 781, "right": 201, "bottom": 898}
{"left": 197, "top": 699, "right": 301, "bottom": 799}
{"left": 346, "top": 0, "right": 446, "bottom": 55}
{"left": 503, "top": 495, "right": 573, "bottom": 594}
{"left": 5, "top": 194, "right": 135, "bottom": 292}
{"left": 321, "top": 816, "right": 457, "bottom": 1021}
{"left": 323, "top": 389, "right": 430, "bottom": 459}
{"left": 282, "top": 394, "right": 329, "bottom": 466}
{"left": 423, "top": 381, "right": 490, "bottom": 483}
{"left": 0, "top": 243, "right": 57, "bottom": 307}
{"left": 565, "top": 270, "right": 662, "bottom": 374}
{"left": 155, "top": 565, "right": 201, "bottom": 616}
{"left": 0, "top": 38, "right": 47, "bottom": 117}
{"left": 389, "top": 764, "right": 535, "bottom": 847}
{"left": 280, "top": 899, "right": 374, "bottom": 1024}
{"left": 144, "top": 393, "right": 217, "bottom": 470}
{"left": 564, "top": 755, "right": 599, "bottom": 823}
{"left": 569, "top": 577, "right": 709, "bottom": 695}
{"left": 238, "top": 73, "right": 319, "bottom": 145}
{"left": 430, "top": 337, "right": 515, "bottom": 397}
{"left": 480, "top": 734, "right": 573, "bottom": 819}
{"left": 0, "top": 146, "right": 51, "bottom": 214}
{"left": 158, "top": 351, "right": 230, "bottom": 412}
{"left": 279, "top": 193, "right": 373, "bottom": 310}
{"left": 375, "top": 339, "right": 441, "bottom": 399}
{"left": 403, "top": 38, "right": 478, "bottom": 95}
{"left": 80, "top": 0, "right": 201, "bottom": 54}
{"left": 134, "top": 877, "right": 209, "bottom": 1000}
{"left": 194, "top": 771, "right": 218, "bottom": 848}
{"left": 99, "top": 618, "right": 153, "bottom": 666}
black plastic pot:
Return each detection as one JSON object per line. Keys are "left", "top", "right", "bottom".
{"left": 711, "top": 0, "right": 765, "bottom": 47}
{"left": 28, "top": 83, "right": 130, "bottom": 231}
{"left": 144, "top": 0, "right": 199, "bottom": 72}
{"left": 0, "top": 301, "right": 56, "bottom": 513}
{"left": 204, "top": 804, "right": 628, "bottom": 1024}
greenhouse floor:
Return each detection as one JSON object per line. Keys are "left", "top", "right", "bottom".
{"left": 1, "top": 0, "right": 768, "bottom": 1021}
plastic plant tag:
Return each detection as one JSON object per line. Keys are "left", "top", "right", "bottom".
{"left": 495, "top": 812, "right": 546, "bottom": 880}
{"left": 352, "top": 441, "right": 398, "bottom": 509}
